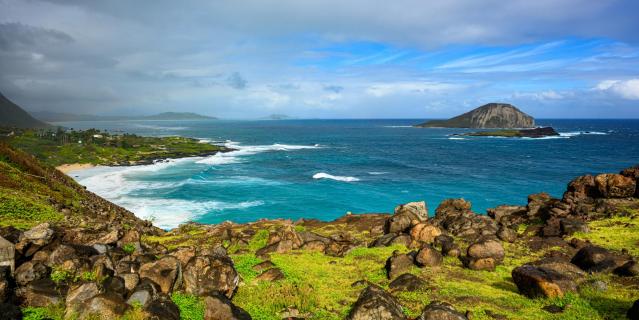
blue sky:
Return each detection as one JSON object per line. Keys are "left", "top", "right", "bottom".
{"left": 1, "top": 0, "right": 638, "bottom": 118}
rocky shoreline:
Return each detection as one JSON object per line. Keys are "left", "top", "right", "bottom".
{"left": 456, "top": 126, "right": 560, "bottom": 138}
{"left": 1, "top": 148, "right": 639, "bottom": 319}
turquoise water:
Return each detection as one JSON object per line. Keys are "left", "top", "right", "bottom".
{"left": 65, "top": 119, "right": 639, "bottom": 229}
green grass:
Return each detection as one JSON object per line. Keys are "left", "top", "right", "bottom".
{"left": 0, "top": 189, "right": 63, "bottom": 229}
{"left": 171, "top": 293, "right": 205, "bottom": 320}
{"left": 22, "top": 304, "right": 65, "bottom": 320}
{"left": 573, "top": 214, "right": 639, "bottom": 256}
{"left": 8, "top": 130, "right": 225, "bottom": 167}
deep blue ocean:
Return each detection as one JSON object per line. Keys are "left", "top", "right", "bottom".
{"left": 62, "top": 119, "right": 639, "bottom": 229}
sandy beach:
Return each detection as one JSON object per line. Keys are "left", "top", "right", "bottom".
{"left": 56, "top": 163, "right": 96, "bottom": 174}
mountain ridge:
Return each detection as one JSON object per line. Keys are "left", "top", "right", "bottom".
{"left": 31, "top": 111, "right": 217, "bottom": 122}
{"left": 0, "top": 92, "right": 49, "bottom": 128}
{"left": 415, "top": 103, "right": 535, "bottom": 128}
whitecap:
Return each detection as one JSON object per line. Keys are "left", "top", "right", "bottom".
{"left": 196, "top": 141, "right": 321, "bottom": 166}
{"left": 383, "top": 125, "right": 413, "bottom": 128}
{"left": 368, "top": 172, "right": 388, "bottom": 175}
{"left": 559, "top": 131, "right": 608, "bottom": 137}
{"left": 448, "top": 137, "right": 466, "bottom": 140}
{"left": 313, "top": 172, "right": 360, "bottom": 182}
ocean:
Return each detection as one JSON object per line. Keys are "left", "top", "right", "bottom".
{"left": 62, "top": 119, "right": 639, "bottom": 229}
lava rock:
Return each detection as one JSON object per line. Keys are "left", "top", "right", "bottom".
{"left": 417, "top": 301, "right": 467, "bottom": 320}
{"left": 415, "top": 245, "right": 443, "bottom": 267}
{"left": 385, "top": 252, "right": 414, "bottom": 279}
{"left": 139, "top": 256, "right": 182, "bottom": 294}
{"left": 346, "top": 285, "right": 406, "bottom": 320}
{"left": 594, "top": 174, "right": 636, "bottom": 198}
{"left": 571, "top": 246, "right": 617, "bottom": 273}
{"left": 183, "top": 255, "right": 239, "bottom": 298}
{"left": 202, "top": 292, "right": 252, "bottom": 320}
{"left": 389, "top": 273, "right": 426, "bottom": 292}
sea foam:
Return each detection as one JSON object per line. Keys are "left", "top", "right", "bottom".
{"left": 313, "top": 172, "right": 360, "bottom": 182}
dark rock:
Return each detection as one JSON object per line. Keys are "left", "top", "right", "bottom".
{"left": 512, "top": 263, "right": 579, "bottom": 298}
{"left": 417, "top": 301, "right": 467, "bottom": 320}
{"left": 463, "top": 238, "right": 504, "bottom": 271}
{"left": 389, "top": 273, "right": 426, "bottom": 292}
{"left": 542, "top": 305, "right": 564, "bottom": 314}
{"left": 346, "top": 285, "right": 406, "bottom": 320}
{"left": 386, "top": 201, "right": 428, "bottom": 234}
{"left": 65, "top": 282, "right": 100, "bottom": 317}
{"left": 0, "top": 302, "right": 21, "bottom": 320}
{"left": 527, "top": 193, "right": 554, "bottom": 218}
{"left": 139, "top": 256, "right": 182, "bottom": 294}
{"left": 434, "top": 235, "right": 454, "bottom": 248}
{"left": 202, "top": 292, "right": 252, "bottom": 320}
{"left": 14, "top": 261, "right": 48, "bottom": 286}
{"left": 385, "top": 252, "right": 414, "bottom": 279}
{"left": 103, "top": 276, "right": 126, "bottom": 297}
{"left": 370, "top": 233, "right": 400, "bottom": 247}
{"left": 255, "top": 268, "right": 285, "bottom": 282}
{"left": 252, "top": 260, "right": 275, "bottom": 272}
{"left": 170, "top": 247, "right": 196, "bottom": 268}
{"left": 614, "top": 260, "right": 639, "bottom": 277}
{"left": 415, "top": 245, "right": 443, "bottom": 267}
{"left": 145, "top": 295, "right": 181, "bottom": 320}
{"left": 183, "top": 255, "right": 238, "bottom": 298}
{"left": 15, "top": 223, "right": 54, "bottom": 257}
{"left": 620, "top": 166, "right": 639, "bottom": 197}
{"left": 496, "top": 225, "right": 517, "bottom": 243}
{"left": 487, "top": 205, "right": 527, "bottom": 226}
{"left": 0, "top": 266, "right": 12, "bottom": 303}
{"left": 79, "top": 292, "right": 128, "bottom": 319}
{"left": 571, "top": 246, "right": 617, "bottom": 273}
{"left": 560, "top": 219, "right": 589, "bottom": 236}
{"left": 17, "top": 278, "right": 62, "bottom": 307}
{"left": 441, "top": 242, "right": 461, "bottom": 258}
{"left": 628, "top": 299, "right": 639, "bottom": 320}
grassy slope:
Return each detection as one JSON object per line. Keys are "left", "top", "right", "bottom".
{"left": 8, "top": 130, "right": 225, "bottom": 167}
{"left": 142, "top": 215, "right": 639, "bottom": 320}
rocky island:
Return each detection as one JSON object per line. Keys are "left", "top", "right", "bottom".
{"left": 414, "top": 103, "right": 535, "bottom": 128}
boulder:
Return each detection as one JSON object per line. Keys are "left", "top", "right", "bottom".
{"left": 620, "top": 166, "right": 639, "bottom": 197}
{"left": 79, "top": 292, "right": 128, "bottom": 319}
{"left": 255, "top": 268, "right": 285, "bottom": 282}
{"left": 346, "top": 285, "right": 406, "bottom": 320}
{"left": 183, "top": 255, "right": 239, "bottom": 298}
{"left": 0, "top": 236, "right": 15, "bottom": 274}
{"left": 370, "top": 233, "right": 411, "bottom": 248}
{"left": 563, "top": 175, "right": 599, "bottom": 201}
{"left": 139, "top": 256, "right": 182, "bottom": 294}
{"left": 394, "top": 201, "right": 428, "bottom": 223}
{"left": 0, "top": 303, "right": 21, "bottom": 320}
{"left": 594, "top": 174, "right": 636, "bottom": 198}
{"left": 66, "top": 282, "right": 100, "bottom": 317}
{"left": 14, "top": 261, "right": 48, "bottom": 286}
{"left": 389, "top": 273, "right": 426, "bottom": 292}
{"left": 144, "top": 295, "right": 181, "bottom": 320}
{"left": 410, "top": 224, "right": 442, "bottom": 244}
{"left": 103, "top": 276, "right": 126, "bottom": 297}
{"left": 202, "top": 292, "right": 252, "bottom": 320}
{"left": 17, "top": 278, "right": 62, "bottom": 307}
{"left": 16, "top": 223, "right": 54, "bottom": 257}
{"left": 512, "top": 260, "right": 582, "bottom": 298}
{"left": 560, "top": 219, "right": 589, "bottom": 236}
{"left": 487, "top": 205, "right": 527, "bottom": 225}
{"left": 435, "top": 199, "right": 472, "bottom": 219}
{"left": 252, "top": 260, "right": 275, "bottom": 272}
{"left": 628, "top": 299, "right": 639, "bottom": 320}
{"left": 527, "top": 193, "right": 554, "bottom": 218}
{"left": 463, "top": 238, "right": 504, "bottom": 271}
{"left": 571, "top": 246, "right": 617, "bottom": 272}
{"left": 120, "top": 272, "right": 140, "bottom": 292}
{"left": 614, "top": 260, "right": 639, "bottom": 277}
{"left": 127, "top": 289, "right": 153, "bottom": 308}
{"left": 415, "top": 245, "right": 443, "bottom": 267}
{"left": 385, "top": 252, "right": 414, "bottom": 279}
{"left": 417, "top": 301, "right": 467, "bottom": 320}
{"left": 441, "top": 242, "right": 461, "bottom": 258}
{"left": 496, "top": 226, "right": 517, "bottom": 243}
{"left": 170, "top": 247, "right": 197, "bottom": 268}
{"left": 0, "top": 267, "right": 11, "bottom": 302}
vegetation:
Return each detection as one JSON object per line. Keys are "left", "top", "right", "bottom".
{"left": 21, "top": 304, "right": 65, "bottom": 320}
{"left": 171, "top": 293, "right": 205, "bottom": 320}
{"left": 3, "top": 128, "right": 227, "bottom": 167}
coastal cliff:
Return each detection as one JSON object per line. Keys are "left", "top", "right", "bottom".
{"left": 1, "top": 143, "right": 638, "bottom": 319}
{"left": 415, "top": 103, "right": 535, "bottom": 128}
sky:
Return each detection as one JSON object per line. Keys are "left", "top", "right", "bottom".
{"left": 1, "top": 0, "right": 639, "bottom": 119}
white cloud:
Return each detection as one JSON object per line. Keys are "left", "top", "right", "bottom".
{"left": 596, "top": 79, "right": 639, "bottom": 100}
{"left": 365, "top": 82, "right": 462, "bottom": 97}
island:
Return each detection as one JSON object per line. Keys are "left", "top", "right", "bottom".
{"left": 415, "top": 103, "right": 535, "bottom": 128}
{"left": 456, "top": 127, "right": 560, "bottom": 138}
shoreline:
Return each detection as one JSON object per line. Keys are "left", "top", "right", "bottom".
{"left": 56, "top": 163, "right": 96, "bottom": 174}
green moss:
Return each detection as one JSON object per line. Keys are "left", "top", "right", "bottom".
{"left": 122, "top": 243, "right": 137, "bottom": 254}
{"left": 573, "top": 215, "right": 639, "bottom": 256}
{"left": 22, "top": 304, "right": 65, "bottom": 320}
{"left": 248, "top": 229, "right": 270, "bottom": 252}
{"left": 233, "top": 254, "right": 264, "bottom": 282}
{"left": 171, "top": 293, "right": 205, "bottom": 320}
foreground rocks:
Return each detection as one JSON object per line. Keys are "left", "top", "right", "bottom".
{"left": 347, "top": 285, "right": 406, "bottom": 320}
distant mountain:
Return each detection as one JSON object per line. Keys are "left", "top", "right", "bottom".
{"left": 414, "top": 103, "right": 535, "bottom": 128}
{"left": 32, "top": 111, "right": 216, "bottom": 122}
{"left": 141, "top": 112, "right": 215, "bottom": 120}
{"left": 261, "top": 114, "right": 292, "bottom": 120}
{"left": 0, "top": 92, "right": 49, "bottom": 128}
